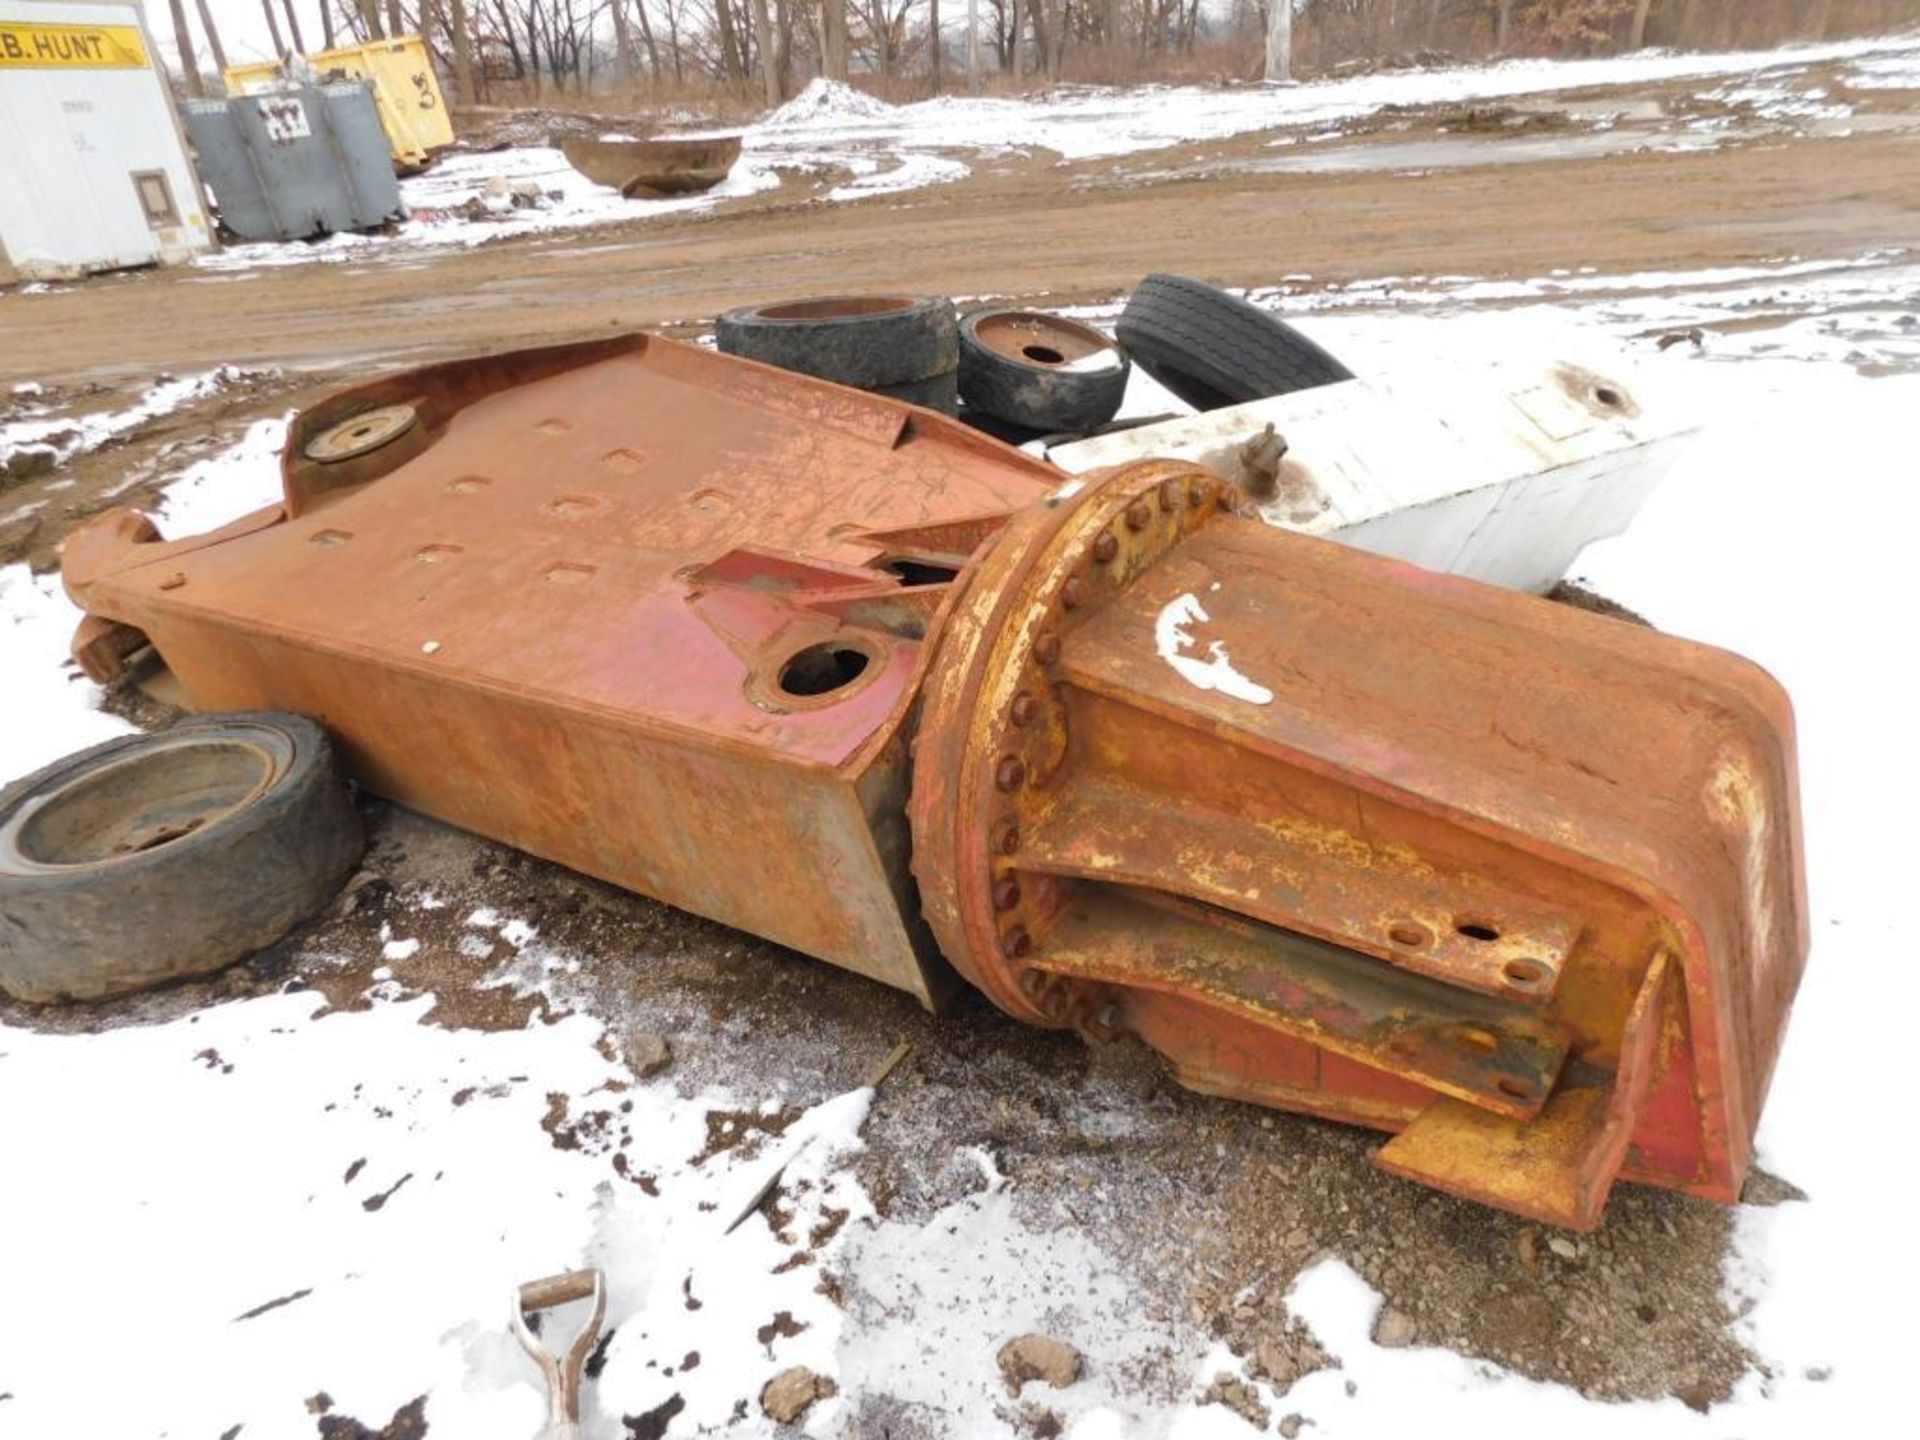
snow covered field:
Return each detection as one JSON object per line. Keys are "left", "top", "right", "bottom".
{"left": 0, "top": 249, "right": 1912, "bottom": 1436}
{"left": 184, "top": 32, "right": 1920, "bottom": 271}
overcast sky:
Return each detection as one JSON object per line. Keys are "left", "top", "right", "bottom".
{"left": 141, "top": 0, "right": 379, "bottom": 70}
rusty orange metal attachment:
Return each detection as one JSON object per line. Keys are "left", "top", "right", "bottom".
{"left": 60, "top": 334, "right": 1808, "bottom": 1228}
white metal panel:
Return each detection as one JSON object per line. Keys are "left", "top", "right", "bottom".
{"left": 0, "top": 0, "right": 211, "bottom": 277}
{"left": 1048, "top": 344, "right": 1696, "bottom": 594}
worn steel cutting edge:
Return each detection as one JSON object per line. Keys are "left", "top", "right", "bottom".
{"left": 59, "top": 333, "right": 1807, "bottom": 1228}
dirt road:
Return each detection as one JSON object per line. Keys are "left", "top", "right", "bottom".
{"left": 7, "top": 125, "right": 1918, "bottom": 385}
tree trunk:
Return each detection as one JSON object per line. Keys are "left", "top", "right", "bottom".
{"left": 967, "top": 0, "right": 978, "bottom": 88}
{"left": 446, "top": 0, "right": 476, "bottom": 99}
{"left": 1808, "top": 0, "right": 1837, "bottom": 41}
{"left": 385, "top": 0, "right": 405, "bottom": 38}
{"left": 775, "top": 0, "right": 793, "bottom": 93}
{"left": 1627, "top": 0, "right": 1653, "bottom": 49}
{"left": 1494, "top": 0, "right": 1512, "bottom": 52}
{"left": 193, "top": 0, "right": 229, "bottom": 74}
{"left": 166, "top": 0, "right": 205, "bottom": 96}
{"left": 280, "top": 0, "right": 306, "bottom": 52}
{"left": 610, "top": 0, "right": 635, "bottom": 79}
{"left": 633, "top": 0, "right": 663, "bottom": 79}
{"left": 357, "top": 0, "right": 386, "bottom": 42}
{"left": 1011, "top": 0, "right": 1023, "bottom": 78}
{"left": 713, "top": 0, "right": 742, "bottom": 80}
{"left": 751, "top": 0, "right": 779, "bottom": 102}
{"left": 320, "top": 0, "right": 337, "bottom": 49}
{"left": 1104, "top": 0, "right": 1121, "bottom": 66}
{"left": 822, "top": 0, "right": 848, "bottom": 79}
{"left": 1264, "top": 0, "right": 1290, "bottom": 81}
{"left": 1027, "top": 0, "right": 1049, "bottom": 78}
{"left": 930, "top": 0, "right": 941, "bottom": 89}
{"left": 259, "top": 0, "right": 286, "bottom": 56}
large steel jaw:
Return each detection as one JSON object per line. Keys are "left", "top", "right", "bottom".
{"left": 59, "top": 335, "right": 1806, "bottom": 1228}
{"left": 910, "top": 460, "right": 1807, "bottom": 1229}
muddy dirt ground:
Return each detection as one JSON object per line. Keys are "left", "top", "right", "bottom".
{"left": 2, "top": 55, "right": 1905, "bottom": 1432}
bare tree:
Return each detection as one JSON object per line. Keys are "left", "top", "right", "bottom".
{"left": 448, "top": 0, "right": 478, "bottom": 98}
{"left": 166, "top": 0, "right": 205, "bottom": 95}
{"left": 193, "top": 0, "right": 230, "bottom": 73}
{"left": 281, "top": 0, "right": 307, "bottom": 51}
{"left": 751, "top": 0, "right": 780, "bottom": 98}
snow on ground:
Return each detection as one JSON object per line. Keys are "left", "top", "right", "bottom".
{"left": 0, "top": 366, "right": 264, "bottom": 472}
{"left": 1, "top": 254, "right": 1915, "bottom": 1434}
{"left": 147, "top": 32, "right": 1920, "bottom": 275}
{"left": 724, "top": 33, "right": 1920, "bottom": 176}
{"left": 194, "top": 145, "right": 784, "bottom": 272}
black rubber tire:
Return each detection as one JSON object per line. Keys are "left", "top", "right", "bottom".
{"left": 0, "top": 712, "right": 364, "bottom": 1003}
{"left": 957, "top": 310, "right": 1131, "bottom": 433}
{"left": 872, "top": 368, "right": 959, "bottom": 415}
{"left": 716, "top": 296, "right": 959, "bottom": 388}
{"left": 1115, "top": 274, "right": 1353, "bottom": 412}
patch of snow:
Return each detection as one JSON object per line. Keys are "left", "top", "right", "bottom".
{"left": 193, "top": 145, "right": 781, "bottom": 273}
{"left": 0, "top": 366, "right": 264, "bottom": 473}
{"left": 764, "top": 77, "right": 898, "bottom": 128}
{"left": 827, "top": 151, "right": 970, "bottom": 200}
{"left": 151, "top": 413, "right": 291, "bottom": 532}
{"left": 0, "top": 565, "right": 131, "bottom": 777}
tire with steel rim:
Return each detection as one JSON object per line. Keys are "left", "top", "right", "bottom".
{"left": 715, "top": 295, "right": 959, "bottom": 390}
{"left": 957, "top": 310, "right": 1131, "bottom": 433}
{"left": 0, "top": 713, "right": 364, "bottom": 1003}
{"left": 1115, "top": 273, "right": 1353, "bottom": 412}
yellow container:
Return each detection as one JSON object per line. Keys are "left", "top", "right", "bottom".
{"left": 226, "top": 35, "right": 452, "bottom": 170}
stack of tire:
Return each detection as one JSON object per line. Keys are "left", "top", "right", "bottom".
{"left": 716, "top": 297, "right": 962, "bottom": 413}
{"left": 714, "top": 275, "right": 1353, "bottom": 439}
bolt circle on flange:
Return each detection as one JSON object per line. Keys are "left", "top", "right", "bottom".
{"left": 906, "top": 457, "right": 1232, "bottom": 1027}
{"left": 303, "top": 404, "right": 419, "bottom": 464}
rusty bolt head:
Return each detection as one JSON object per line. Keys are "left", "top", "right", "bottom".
{"left": 1010, "top": 692, "right": 1041, "bottom": 727}
{"left": 991, "top": 876, "right": 1022, "bottom": 911}
{"left": 1124, "top": 500, "right": 1151, "bottom": 531}
{"left": 1190, "top": 479, "right": 1215, "bottom": 507}
{"left": 992, "top": 817, "right": 1021, "bottom": 854}
{"left": 995, "top": 755, "right": 1027, "bottom": 792}
{"left": 1159, "top": 478, "right": 1183, "bottom": 512}
{"left": 1061, "top": 576, "right": 1087, "bottom": 610}
{"left": 1034, "top": 632, "right": 1062, "bottom": 665}
{"left": 1092, "top": 531, "right": 1120, "bottom": 563}
{"left": 1000, "top": 927, "right": 1032, "bottom": 959}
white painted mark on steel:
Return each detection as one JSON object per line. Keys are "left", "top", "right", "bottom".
{"left": 1154, "top": 591, "right": 1274, "bottom": 705}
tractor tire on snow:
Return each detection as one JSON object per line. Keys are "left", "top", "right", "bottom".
{"left": 0, "top": 712, "right": 364, "bottom": 1003}
{"left": 716, "top": 295, "right": 960, "bottom": 411}
{"left": 1115, "top": 273, "right": 1353, "bottom": 412}
{"left": 957, "top": 310, "right": 1131, "bottom": 434}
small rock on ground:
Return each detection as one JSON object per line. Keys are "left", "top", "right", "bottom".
{"left": 997, "top": 1334, "right": 1084, "bottom": 1397}
{"left": 1202, "top": 1372, "right": 1271, "bottom": 1430}
{"left": 760, "top": 1366, "right": 836, "bottom": 1424}
{"left": 625, "top": 1031, "right": 673, "bottom": 1078}
{"left": 1374, "top": 1307, "right": 1417, "bottom": 1348}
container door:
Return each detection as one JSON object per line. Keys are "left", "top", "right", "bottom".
{"left": 58, "top": 94, "right": 159, "bottom": 269}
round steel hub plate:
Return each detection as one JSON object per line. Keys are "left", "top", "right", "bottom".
{"left": 305, "top": 405, "right": 419, "bottom": 463}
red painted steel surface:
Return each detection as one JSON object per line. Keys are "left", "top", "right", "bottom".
{"left": 62, "top": 335, "right": 1808, "bottom": 1226}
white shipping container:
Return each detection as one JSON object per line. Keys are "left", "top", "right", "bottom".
{"left": 0, "top": 0, "right": 211, "bottom": 281}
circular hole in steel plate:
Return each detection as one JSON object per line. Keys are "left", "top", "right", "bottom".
{"left": 778, "top": 643, "right": 872, "bottom": 697}
{"left": 1456, "top": 918, "right": 1502, "bottom": 943}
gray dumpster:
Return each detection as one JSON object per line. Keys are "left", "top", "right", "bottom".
{"left": 184, "top": 83, "right": 405, "bottom": 243}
